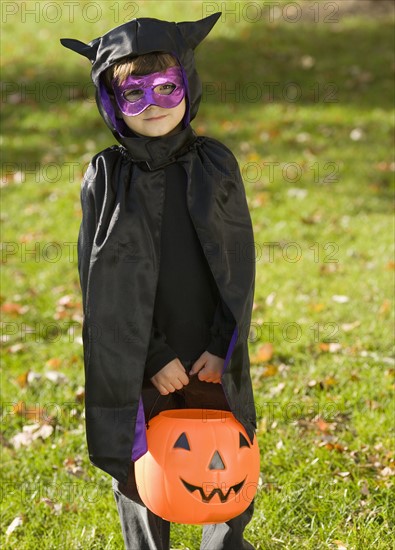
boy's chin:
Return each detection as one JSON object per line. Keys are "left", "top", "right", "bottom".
{"left": 134, "top": 124, "right": 184, "bottom": 139}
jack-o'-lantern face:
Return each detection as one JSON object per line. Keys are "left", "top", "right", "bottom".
{"left": 135, "top": 409, "right": 260, "bottom": 525}
{"left": 175, "top": 429, "right": 250, "bottom": 504}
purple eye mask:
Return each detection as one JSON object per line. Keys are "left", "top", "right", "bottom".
{"left": 112, "top": 66, "right": 186, "bottom": 117}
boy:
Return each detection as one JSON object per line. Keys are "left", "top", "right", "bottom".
{"left": 61, "top": 12, "right": 257, "bottom": 550}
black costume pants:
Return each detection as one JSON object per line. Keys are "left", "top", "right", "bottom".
{"left": 112, "top": 360, "right": 256, "bottom": 550}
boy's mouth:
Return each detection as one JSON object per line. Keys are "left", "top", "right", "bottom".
{"left": 144, "top": 114, "right": 168, "bottom": 121}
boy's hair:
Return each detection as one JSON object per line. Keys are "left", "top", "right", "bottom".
{"left": 103, "top": 52, "right": 179, "bottom": 92}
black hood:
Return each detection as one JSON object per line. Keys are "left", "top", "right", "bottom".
{"left": 60, "top": 13, "right": 221, "bottom": 146}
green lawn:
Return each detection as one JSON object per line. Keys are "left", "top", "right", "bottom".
{"left": 1, "top": 1, "right": 394, "bottom": 549}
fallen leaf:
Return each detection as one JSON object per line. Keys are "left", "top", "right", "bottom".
{"left": 309, "top": 302, "right": 325, "bottom": 312}
{"left": 5, "top": 516, "right": 24, "bottom": 538}
{"left": 301, "top": 213, "right": 322, "bottom": 224}
{"left": 251, "top": 192, "right": 269, "bottom": 208}
{"left": 44, "top": 371, "right": 68, "bottom": 384}
{"left": 53, "top": 309, "right": 69, "bottom": 320}
{"left": 75, "top": 387, "right": 85, "bottom": 403}
{"left": 16, "top": 371, "right": 30, "bottom": 388}
{"left": 365, "top": 399, "right": 380, "bottom": 411}
{"left": 54, "top": 295, "right": 82, "bottom": 321}
{"left": 332, "top": 295, "right": 349, "bottom": 303}
{"left": 63, "top": 456, "right": 85, "bottom": 478}
{"left": 375, "top": 161, "right": 395, "bottom": 172}
{"left": 350, "top": 128, "right": 364, "bottom": 141}
{"left": 287, "top": 188, "right": 308, "bottom": 199}
{"left": 323, "top": 376, "right": 338, "bottom": 387}
{"left": 46, "top": 357, "right": 62, "bottom": 369}
{"left": 1, "top": 302, "right": 29, "bottom": 315}
{"left": 359, "top": 480, "right": 370, "bottom": 496}
{"left": 328, "top": 441, "right": 342, "bottom": 452}
{"left": 380, "top": 467, "right": 395, "bottom": 477}
{"left": 319, "top": 342, "right": 342, "bottom": 353}
{"left": 8, "top": 343, "right": 25, "bottom": 354}
{"left": 11, "top": 424, "right": 54, "bottom": 449}
{"left": 378, "top": 299, "right": 391, "bottom": 315}
{"left": 314, "top": 417, "right": 332, "bottom": 433}
{"left": 14, "top": 401, "right": 47, "bottom": 421}
{"left": 252, "top": 343, "right": 274, "bottom": 364}
{"left": 300, "top": 55, "right": 315, "bottom": 69}
{"left": 320, "top": 264, "right": 340, "bottom": 274}
{"left": 341, "top": 321, "right": 361, "bottom": 332}
{"left": 262, "top": 364, "right": 278, "bottom": 377}
{"left": 40, "top": 498, "right": 63, "bottom": 515}
{"left": 268, "top": 382, "right": 286, "bottom": 397}
{"left": 265, "top": 292, "right": 276, "bottom": 306}
{"left": 20, "top": 232, "right": 44, "bottom": 243}
{"left": 27, "top": 371, "right": 42, "bottom": 384}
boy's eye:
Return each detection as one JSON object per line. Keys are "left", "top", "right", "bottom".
{"left": 123, "top": 89, "right": 144, "bottom": 102}
{"left": 121, "top": 83, "right": 177, "bottom": 103}
{"left": 153, "top": 83, "right": 176, "bottom": 96}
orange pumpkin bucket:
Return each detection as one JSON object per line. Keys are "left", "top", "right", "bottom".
{"left": 135, "top": 409, "right": 260, "bottom": 524}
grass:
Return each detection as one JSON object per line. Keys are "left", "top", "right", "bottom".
{"left": 1, "top": 1, "right": 394, "bottom": 549}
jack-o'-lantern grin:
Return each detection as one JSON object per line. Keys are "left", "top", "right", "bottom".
{"left": 180, "top": 477, "right": 246, "bottom": 503}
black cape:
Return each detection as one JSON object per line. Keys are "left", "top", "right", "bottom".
{"left": 61, "top": 13, "right": 257, "bottom": 485}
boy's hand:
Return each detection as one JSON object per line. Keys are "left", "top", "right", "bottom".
{"left": 150, "top": 358, "right": 189, "bottom": 395}
{"left": 189, "top": 351, "right": 224, "bottom": 383}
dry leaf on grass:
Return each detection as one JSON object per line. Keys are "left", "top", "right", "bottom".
{"left": 11, "top": 423, "right": 54, "bottom": 449}
{"left": 46, "top": 357, "right": 62, "bottom": 369}
{"left": 319, "top": 342, "right": 342, "bottom": 353}
{"left": 268, "top": 382, "right": 286, "bottom": 397}
{"left": 1, "top": 302, "right": 29, "bottom": 315}
{"left": 63, "top": 456, "right": 86, "bottom": 478}
{"left": 5, "top": 515, "right": 24, "bottom": 538}
{"left": 331, "top": 295, "right": 349, "bottom": 303}
{"left": 44, "top": 371, "right": 68, "bottom": 384}
{"left": 40, "top": 498, "right": 63, "bottom": 515}
{"left": 251, "top": 343, "right": 274, "bottom": 364}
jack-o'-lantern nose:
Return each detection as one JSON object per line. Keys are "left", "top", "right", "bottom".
{"left": 208, "top": 450, "right": 225, "bottom": 470}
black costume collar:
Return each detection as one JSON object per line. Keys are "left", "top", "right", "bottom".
{"left": 119, "top": 124, "right": 198, "bottom": 171}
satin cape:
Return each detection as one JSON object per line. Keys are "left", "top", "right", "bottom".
{"left": 61, "top": 13, "right": 257, "bottom": 485}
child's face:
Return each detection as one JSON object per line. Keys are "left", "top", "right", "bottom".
{"left": 112, "top": 66, "right": 187, "bottom": 138}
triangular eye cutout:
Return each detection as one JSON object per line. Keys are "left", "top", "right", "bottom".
{"left": 239, "top": 433, "right": 250, "bottom": 448}
{"left": 173, "top": 432, "right": 190, "bottom": 450}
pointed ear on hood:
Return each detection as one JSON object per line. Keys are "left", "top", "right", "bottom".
{"left": 60, "top": 37, "right": 100, "bottom": 62}
{"left": 177, "top": 12, "right": 221, "bottom": 50}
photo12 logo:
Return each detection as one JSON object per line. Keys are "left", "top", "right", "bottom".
{"left": 202, "top": 81, "right": 339, "bottom": 104}
{"left": 202, "top": 2, "right": 340, "bottom": 23}
{"left": 1, "top": 2, "right": 140, "bottom": 24}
